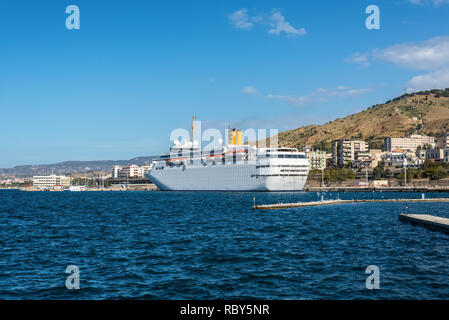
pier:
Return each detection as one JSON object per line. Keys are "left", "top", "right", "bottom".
{"left": 399, "top": 213, "right": 449, "bottom": 234}
{"left": 253, "top": 198, "right": 449, "bottom": 210}
{"left": 305, "top": 186, "right": 449, "bottom": 192}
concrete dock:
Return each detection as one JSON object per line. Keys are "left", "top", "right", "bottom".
{"left": 399, "top": 213, "right": 449, "bottom": 234}
{"left": 305, "top": 186, "right": 449, "bottom": 192}
{"left": 253, "top": 198, "right": 449, "bottom": 210}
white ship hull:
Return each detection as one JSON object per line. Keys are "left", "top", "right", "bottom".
{"left": 149, "top": 161, "right": 308, "bottom": 192}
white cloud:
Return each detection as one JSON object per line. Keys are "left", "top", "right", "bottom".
{"left": 344, "top": 53, "right": 370, "bottom": 67}
{"left": 373, "top": 36, "right": 449, "bottom": 70}
{"left": 346, "top": 36, "right": 449, "bottom": 92}
{"left": 244, "top": 86, "right": 371, "bottom": 107}
{"left": 265, "top": 93, "right": 310, "bottom": 106}
{"left": 346, "top": 36, "right": 449, "bottom": 71}
{"left": 242, "top": 85, "right": 259, "bottom": 95}
{"left": 312, "top": 87, "right": 372, "bottom": 99}
{"left": 408, "top": 0, "right": 449, "bottom": 6}
{"left": 406, "top": 68, "right": 449, "bottom": 92}
{"left": 267, "top": 10, "right": 306, "bottom": 36}
{"left": 228, "top": 8, "right": 306, "bottom": 36}
{"left": 228, "top": 9, "right": 254, "bottom": 30}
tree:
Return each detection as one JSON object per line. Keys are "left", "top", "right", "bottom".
{"left": 431, "top": 167, "right": 447, "bottom": 180}
{"left": 373, "top": 161, "right": 388, "bottom": 179}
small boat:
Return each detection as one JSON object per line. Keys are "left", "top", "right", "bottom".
{"left": 69, "top": 186, "right": 87, "bottom": 192}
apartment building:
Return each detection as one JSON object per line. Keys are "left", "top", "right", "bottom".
{"left": 332, "top": 139, "right": 369, "bottom": 168}
{"left": 111, "top": 165, "right": 122, "bottom": 179}
{"left": 306, "top": 150, "right": 326, "bottom": 170}
{"left": 111, "top": 164, "right": 152, "bottom": 179}
{"left": 384, "top": 135, "right": 435, "bottom": 152}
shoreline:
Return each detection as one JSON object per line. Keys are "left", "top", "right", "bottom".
{"left": 305, "top": 186, "right": 449, "bottom": 192}
{"left": 2, "top": 186, "right": 449, "bottom": 192}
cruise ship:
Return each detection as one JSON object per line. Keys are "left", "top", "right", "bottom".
{"left": 148, "top": 125, "right": 310, "bottom": 191}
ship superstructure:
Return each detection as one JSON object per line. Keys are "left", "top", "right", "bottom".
{"left": 148, "top": 121, "right": 309, "bottom": 191}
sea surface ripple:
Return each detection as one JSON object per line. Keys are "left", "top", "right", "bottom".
{"left": 1, "top": 190, "right": 449, "bottom": 299}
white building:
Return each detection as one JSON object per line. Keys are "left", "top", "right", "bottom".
{"left": 33, "top": 175, "right": 71, "bottom": 190}
{"left": 384, "top": 135, "right": 435, "bottom": 153}
{"left": 306, "top": 150, "right": 326, "bottom": 170}
{"left": 381, "top": 152, "right": 424, "bottom": 167}
{"left": 111, "top": 165, "right": 122, "bottom": 179}
{"left": 111, "top": 164, "right": 152, "bottom": 179}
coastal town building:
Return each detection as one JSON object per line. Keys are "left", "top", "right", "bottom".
{"left": 426, "top": 148, "right": 445, "bottom": 162}
{"left": 305, "top": 150, "right": 326, "bottom": 170}
{"left": 369, "top": 149, "right": 384, "bottom": 168}
{"left": 332, "top": 139, "right": 369, "bottom": 168}
{"left": 351, "top": 150, "right": 372, "bottom": 168}
{"left": 381, "top": 150, "right": 425, "bottom": 167}
{"left": 32, "top": 175, "right": 71, "bottom": 190}
{"left": 0, "top": 177, "right": 29, "bottom": 186}
{"left": 382, "top": 152, "right": 411, "bottom": 167}
{"left": 384, "top": 135, "right": 435, "bottom": 153}
{"left": 444, "top": 149, "right": 449, "bottom": 163}
{"left": 111, "top": 165, "right": 122, "bottom": 179}
{"left": 436, "top": 133, "right": 449, "bottom": 148}
{"left": 325, "top": 153, "right": 333, "bottom": 168}
{"left": 416, "top": 148, "right": 427, "bottom": 160}
{"left": 111, "top": 164, "right": 152, "bottom": 179}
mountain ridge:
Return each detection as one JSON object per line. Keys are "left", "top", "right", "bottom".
{"left": 0, "top": 156, "right": 158, "bottom": 177}
{"left": 275, "top": 88, "right": 449, "bottom": 151}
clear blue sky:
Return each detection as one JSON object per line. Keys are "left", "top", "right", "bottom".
{"left": 1, "top": 0, "right": 449, "bottom": 168}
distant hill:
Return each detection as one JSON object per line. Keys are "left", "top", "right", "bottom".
{"left": 0, "top": 156, "right": 157, "bottom": 177}
{"left": 274, "top": 88, "right": 449, "bottom": 151}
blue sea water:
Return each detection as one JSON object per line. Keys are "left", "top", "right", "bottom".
{"left": 1, "top": 190, "right": 449, "bottom": 300}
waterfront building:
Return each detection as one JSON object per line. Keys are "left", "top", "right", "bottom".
{"left": 444, "top": 149, "right": 449, "bottom": 163}
{"left": 306, "top": 150, "right": 326, "bottom": 170}
{"left": 382, "top": 152, "right": 416, "bottom": 167}
{"left": 352, "top": 150, "right": 372, "bottom": 168}
{"left": 111, "top": 165, "right": 122, "bottom": 179}
{"left": 426, "top": 148, "right": 445, "bottom": 161}
{"left": 436, "top": 133, "right": 449, "bottom": 148}
{"left": 416, "top": 148, "right": 427, "bottom": 160}
{"left": 369, "top": 149, "right": 384, "bottom": 168}
{"left": 33, "top": 175, "right": 70, "bottom": 190}
{"left": 384, "top": 135, "right": 435, "bottom": 153}
{"left": 111, "top": 164, "right": 152, "bottom": 179}
{"left": 325, "top": 153, "right": 333, "bottom": 168}
{"left": 139, "top": 165, "right": 152, "bottom": 177}
{"left": 332, "top": 139, "right": 369, "bottom": 168}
